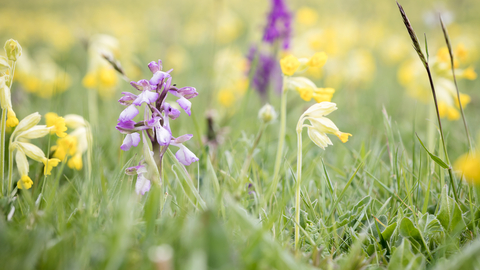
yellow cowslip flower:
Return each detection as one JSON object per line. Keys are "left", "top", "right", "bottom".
{"left": 45, "top": 112, "right": 67, "bottom": 137}
{"left": 454, "top": 153, "right": 480, "bottom": 184}
{"left": 286, "top": 77, "right": 335, "bottom": 103}
{"left": 280, "top": 55, "right": 300, "bottom": 76}
{"left": 456, "top": 43, "right": 467, "bottom": 61}
{"left": 52, "top": 135, "right": 77, "bottom": 160}
{"left": 68, "top": 154, "right": 83, "bottom": 170}
{"left": 218, "top": 89, "right": 235, "bottom": 107}
{"left": 13, "top": 141, "right": 61, "bottom": 175}
{"left": 460, "top": 66, "right": 477, "bottom": 80}
{"left": 52, "top": 114, "right": 91, "bottom": 171}
{"left": 313, "top": 88, "right": 335, "bottom": 103}
{"left": 297, "top": 102, "right": 351, "bottom": 149}
{"left": 398, "top": 46, "right": 475, "bottom": 121}
{"left": 307, "top": 52, "right": 328, "bottom": 68}
{"left": 296, "top": 7, "right": 318, "bottom": 26}
{"left": 6, "top": 109, "right": 18, "bottom": 127}
{"left": 17, "top": 175, "right": 33, "bottom": 189}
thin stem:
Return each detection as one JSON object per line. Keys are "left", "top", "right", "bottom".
{"left": 270, "top": 77, "right": 287, "bottom": 200}
{"left": 425, "top": 66, "right": 459, "bottom": 203}
{"left": 294, "top": 128, "right": 302, "bottom": 250}
{"left": 7, "top": 148, "right": 13, "bottom": 195}
{"left": 0, "top": 109, "right": 5, "bottom": 197}
{"left": 439, "top": 16, "right": 473, "bottom": 152}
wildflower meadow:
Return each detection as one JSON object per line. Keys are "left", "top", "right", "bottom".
{"left": 2, "top": 0, "right": 480, "bottom": 269}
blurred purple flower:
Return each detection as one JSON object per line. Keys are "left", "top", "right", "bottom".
{"left": 263, "top": 0, "right": 292, "bottom": 49}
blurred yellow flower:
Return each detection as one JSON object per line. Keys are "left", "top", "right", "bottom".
{"left": 454, "top": 153, "right": 480, "bottom": 184}
{"left": 280, "top": 55, "right": 300, "bottom": 76}
{"left": 218, "top": 89, "right": 235, "bottom": 107}
{"left": 17, "top": 175, "right": 33, "bottom": 190}
{"left": 46, "top": 113, "right": 67, "bottom": 137}
{"left": 296, "top": 7, "right": 318, "bottom": 26}
{"left": 308, "top": 52, "right": 328, "bottom": 68}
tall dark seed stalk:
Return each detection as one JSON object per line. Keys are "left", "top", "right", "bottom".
{"left": 396, "top": 2, "right": 459, "bottom": 203}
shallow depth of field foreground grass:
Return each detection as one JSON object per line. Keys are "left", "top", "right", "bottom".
{"left": 1, "top": 0, "right": 480, "bottom": 269}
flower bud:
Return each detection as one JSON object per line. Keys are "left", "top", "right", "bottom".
{"left": 4, "top": 39, "right": 22, "bottom": 61}
{"left": 64, "top": 114, "right": 87, "bottom": 129}
{"left": 258, "top": 103, "right": 277, "bottom": 124}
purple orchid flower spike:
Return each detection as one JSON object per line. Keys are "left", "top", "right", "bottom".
{"left": 130, "top": 79, "right": 159, "bottom": 106}
{"left": 117, "top": 58, "right": 200, "bottom": 195}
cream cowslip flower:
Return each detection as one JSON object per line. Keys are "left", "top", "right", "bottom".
{"left": 297, "top": 102, "right": 351, "bottom": 149}
{"left": 9, "top": 112, "right": 66, "bottom": 189}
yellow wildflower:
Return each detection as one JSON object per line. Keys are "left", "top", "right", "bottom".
{"left": 4, "top": 39, "right": 22, "bottom": 61}
{"left": 297, "top": 102, "right": 351, "bottom": 149}
{"left": 312, "top": 88, "right": 335, "bottom": 103}
{"left": 52, "top": 135, "right": 77, "bottom": 160}
{"left": 46, "top": 112, "right": 67, "bottom": 137}
{"left": 43, "top": 158, "right": 61, "bottom": 175}
{"left": 297, "top": 88, "right": 313, "bottom": 101}
{"left": 17, "top": 175, "right": 33, "bottom": 189}
{"left": 280, "top": 55, "right": 300, "bottom": 76}
{"left": 296, "top": 7, "right": 318, "bottom": 26}
{"left": 218, "top": 89, "right": 235, "bottom": 107}
{"left": 461, "top": 66, "right": 477, "bottom": 80}
{"left": 68, "top": 154, "right": 83, "bottom": 170}
{"left": 454, "top": 153, "right": 480, "bottom": 184}
{"left": 6, "top": 108, "right": 18, "bottom": 127}
{"left": 307, "top": 52, "right": 328, "bottom": 68}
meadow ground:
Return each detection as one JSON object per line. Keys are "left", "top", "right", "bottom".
{"left": 1, "top": 0, "right": 480, "bottom": 269}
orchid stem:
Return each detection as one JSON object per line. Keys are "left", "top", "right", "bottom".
{"left": 294, "top": 128, "right": 302, "bottom": 250}
{"left": 270, "top": 76, "right": 287, "bottom": 201}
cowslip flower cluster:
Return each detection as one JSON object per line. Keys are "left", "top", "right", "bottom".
{"left": 82, "top": 35, "right": 119, "bottom": 99}
{"left": 10, "top": 112, "right": 67, "bottom": 189}
{"left": 297, "top": 102, "right": 351, "bottom": 149}
{"left": 49, "top": 113, "right": 91, "bottom": 170}
{"left": 280, "top": 53, "right": 334, "bottom": 103}
{"left": 116, "top": 59, "right": 199, "bottom": 195}
{"left": 398, "top": 44, "right": 476, "bottom": 120}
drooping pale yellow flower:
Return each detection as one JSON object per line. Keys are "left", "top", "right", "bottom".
{"left": 454, "top": 153, "right": 480, "bottom": 184}
{"left": 0, "top": 76, "right": 19, "bottom": 127}
{"left": 285, "top": 77, "right": 335, "bottom": 103}
{"left": 297, "top": 102, "right": 351, "bottom": 149}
